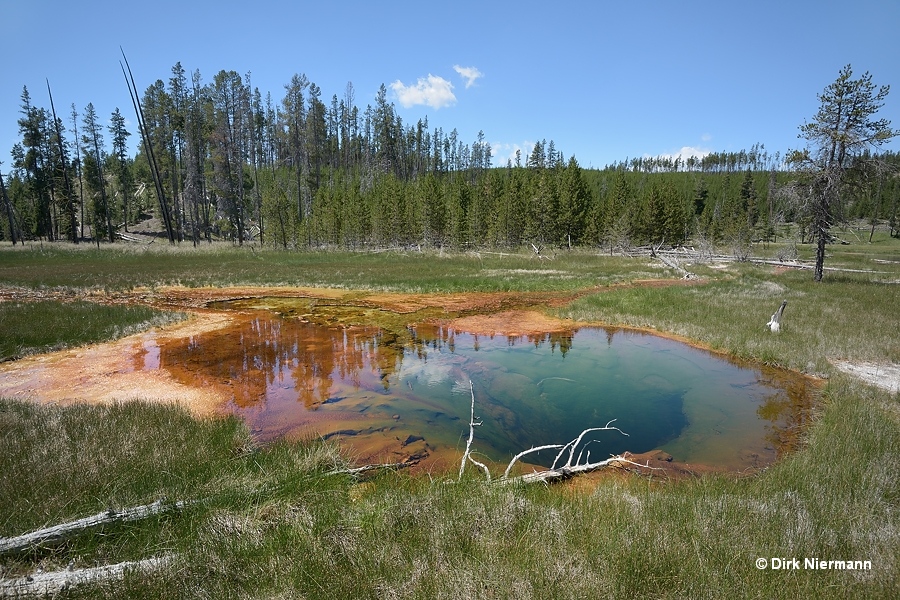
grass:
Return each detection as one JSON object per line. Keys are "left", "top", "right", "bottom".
{"left": 0, "top": 300, "right": 184, "bottom": 361}
{"left": 0, "top": 236, "right": 898, "bottom": 598}
{"left": 0, "top": 242, "right": 657, "bottom": 293}
{"left": 555, "top": 264, "right": 900, "bottom": 372}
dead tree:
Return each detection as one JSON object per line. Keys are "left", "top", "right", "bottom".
{"left": 766, "top": 300, "right": 787, "bottom": 333}
{"left": 120, "top": 49, "right": 176, "bottom": 244}
{"left": 0, "top": 499, "right": 187, "bottom": 555}
{"left": 651, "top": 242, "right": 696, "bottom": 279}
{"left": 458, "top": 381, "right": 656, "bottom": 484}
{"left": 0, "top": 556, "right": 170, "bottom": 597}
{"left": 46, "top": 81, "right": 79, "bottom": 243}
{"left": 0, "top": 169, "right": 21, "bottom": 245}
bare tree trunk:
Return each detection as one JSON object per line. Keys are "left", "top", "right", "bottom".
{"left": 0, "top": 499, "right": 187, "bottom": 554}
{"left": 814, "top": 226, "right": 827, "bottom": 282}
{"left": 0, "top": 557, "right": 170, "bottom": 596}
{"left": 0, "top": 170, "right": 19, "bottom": 245}
{"left": 121, "top": 49, "right": 176, "bottom": 244}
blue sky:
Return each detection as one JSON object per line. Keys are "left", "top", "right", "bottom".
{"left": 3, "top": 0, "right": 899, "bottom": 170}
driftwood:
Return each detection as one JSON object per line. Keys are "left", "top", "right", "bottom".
{"left": 0, "top": 556, "right": 171, "bottom": 597}
{"left": 504, "top": 455, "right": 659, "bottom": 484}
{"left": 766, "top": 300, "right": 787, "bottom": 333}
{"left": 459, "top": 381, "right": 491, "bottom": 481}
{"left": 456, "top": 381, "right": 657, "bottom": 484}
{"left": 327, "top": 462, "right": 412, "bottom": 477}
{"left": 651, "top": 243, "right": 696, "bottom": 279}
{"left": 117, "top": 231, "right": 155, "bottom": 244}
{"left": 0, "top": 499, "right": 187, "bottom": 555}
{"left": 499, "top": 420, "right": 659, "bottom": 484}
{"left": 530, "top": 243, "right": 552, "bottom": 261}
{"left": 332, "top": 382, "right": 659, "bottom": 485}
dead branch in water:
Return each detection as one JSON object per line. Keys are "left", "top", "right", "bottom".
{"left": 457, "top": 381, "right": 658, "bottom": 484}
{"left": 503, "top": 455, "right": 660, "bottom": 485}
{"left": 328, "top": 382, "right": 659, "bottom": 485}
{"left": 459, "top": 381, "right": 490, "bottom": 481}
{"left": 498, "top": 420, "right": 661, "bottom": 484}
{"left": 0, "top": 499, "right": 187, "bottom": 555}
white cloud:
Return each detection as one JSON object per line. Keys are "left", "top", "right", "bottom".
{"left": 390, "top": 75, "right": 456, "bottom": 109}
{"left": 453, "top": 65, "right": 484, "bottom": 88}
{"left": 491, "top": 141, "right": 534, "bottom": 167}
{"left": 650, "top": 146, "right": 711, "bottom": 162}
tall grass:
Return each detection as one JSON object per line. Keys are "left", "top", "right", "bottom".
{"left": 0, "top": 300, "right": 184, "bottom": 361}
{"left": 1, "top": 239, "right": 898, "bottom": 597}
{"left": 2, "top": 382, "right": 894, "bottom": 598}
{"left": 0, "top": 243, "right": 657, "bottom": 293}
{"left": 556, "top": 263, "right": 900, "bottom": 371}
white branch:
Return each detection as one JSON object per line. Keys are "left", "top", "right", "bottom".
{"left": 0, "top": 556, "right": 171, "bottom": 597}
{"left": 468, "top": 455, "right": 492, "bottom": 482}
{"left": 0, "top": 500, "right": 187, "bottom": 555}
{"left": 458, "top": 380, "right": 481, "bottom": 481}
{"left": 562, "top": 421, "right": 628, "bottom": 469}
{"left": 502, "top": 444, "right": 565, "bottom": 480}
{"left": 502, "top": 456, "right": 661, "bottom": 485}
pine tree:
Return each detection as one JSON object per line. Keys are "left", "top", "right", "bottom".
{"left": 18, "top": 87, "right": 54, "bottom": 239}
{"left": 82, "top": 103, "right": 113, "bottom": 242}
{"left": 791, "top": 65, "right": 896, "bottom": 281}
{"left": 557, "top": 157, "right": 590, "bottom": 248}
{"left": 108, "top": 108, "right": 132, "bottom": 235}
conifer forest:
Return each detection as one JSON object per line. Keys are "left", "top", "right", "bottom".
{"left": 3, "top": 63, "right": 898, "bottom": 252}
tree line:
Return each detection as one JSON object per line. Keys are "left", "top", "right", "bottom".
{"left": 2, "top": 63, "right": 897, "bottom": 253}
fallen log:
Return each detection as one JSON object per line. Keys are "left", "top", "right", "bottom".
{"left": 502, "top": 455, "right": 659, "bottom": 484}
{"left": 0, "top": 499, "right": 187, "bottom": 555}
{"left": 326, "top": 462, "right": 412, "bottom": 477}
{"left": 650, "top": 243, "right": 696, "bottom": 279}
{"left": 0, "top": 556, "right": 171, "bottom": 597}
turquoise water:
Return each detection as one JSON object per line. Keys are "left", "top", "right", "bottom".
{"left": 160, "top": 309, "right": 813, "bottom": 470}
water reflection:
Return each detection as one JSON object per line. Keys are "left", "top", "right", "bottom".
{"left": 154, "top": 303, "right": 816, "bottom": 471}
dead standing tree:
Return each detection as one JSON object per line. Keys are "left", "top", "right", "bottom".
{"left": 46, "top": 81, "right": 79, "bottom": 243}
{"left": 790, "top": 65, "right": 896, "bottom": 282}
{"left": 0, "top": 168, "right": 21, "bottom": 245}
{"left": 120, "top": 49, "right": 176, "bottom": 244}
{"left": 766, "top": 300, "right": 787, "bottom": 333}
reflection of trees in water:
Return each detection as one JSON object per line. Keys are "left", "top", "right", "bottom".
{"left": 756, "top": 372, "right": 818, "bottom": 457}
{"left": 162, "top": 313, "right": 580, "bottom": 411}
{"left": 411, "top": 324, "right": 575, "bottom": 356}
{"left": 163, "top": 316, "right": 403, "bottom": 408}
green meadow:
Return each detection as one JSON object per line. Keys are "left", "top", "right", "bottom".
{"left": 1, "top": 233, "right": 898, "bottom": 599}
